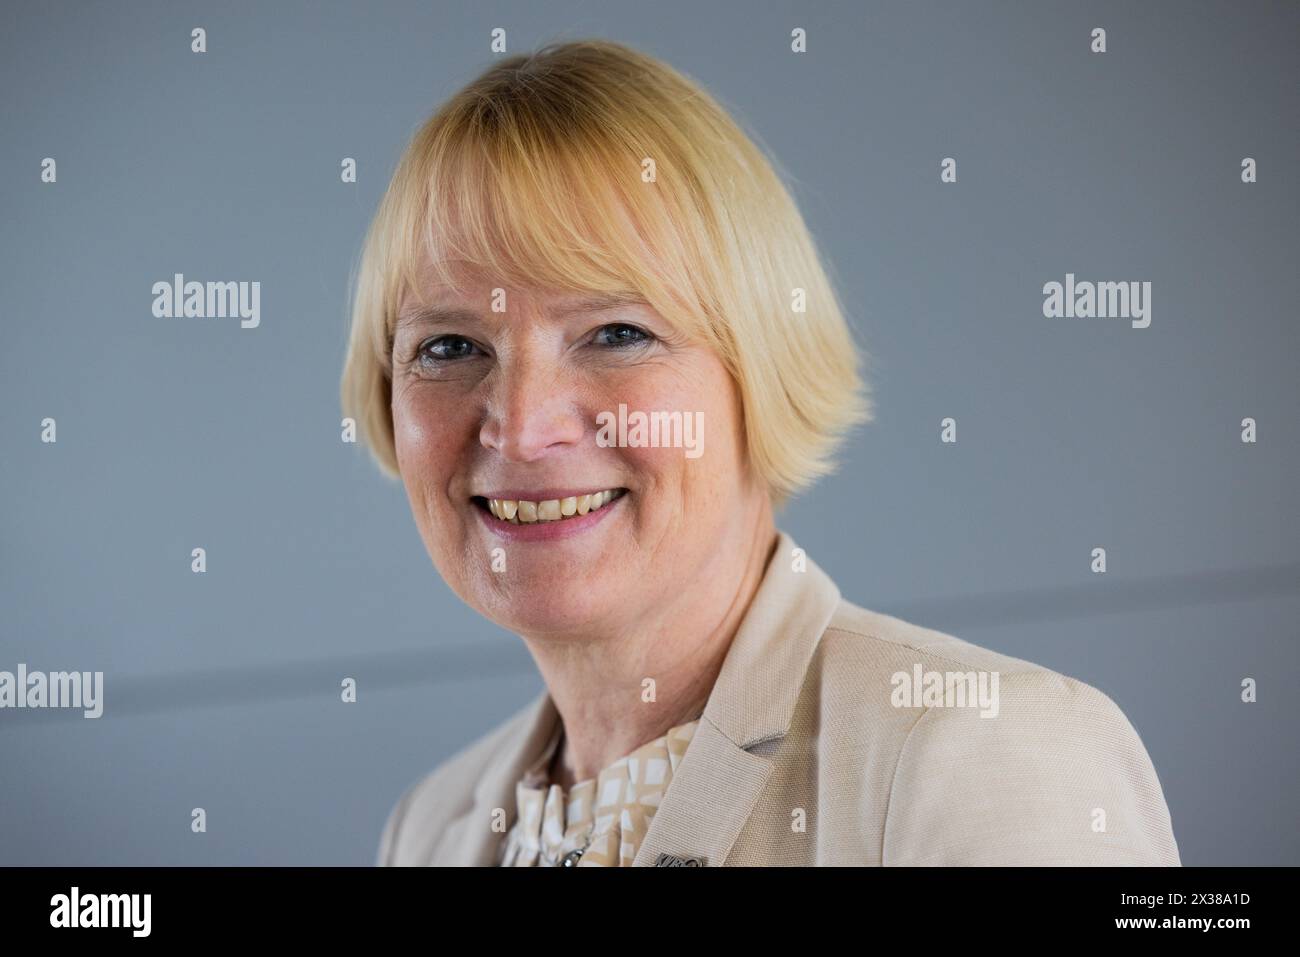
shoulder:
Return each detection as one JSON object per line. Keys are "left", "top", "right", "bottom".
{"left": 806, "top": 598, "right": 1180, "bottom": 865}
{"left": 823, "top": 597, "right": 1048, "bottom": 675}
{"left": 375, "top": 699, "right": 536, "bottom": 866}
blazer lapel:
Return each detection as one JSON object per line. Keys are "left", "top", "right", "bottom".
{"left": 632, "top": 714, "right": 773, "bottom": 866}
{"left": 634, "top": 530, "right": 842, "bottom": 866}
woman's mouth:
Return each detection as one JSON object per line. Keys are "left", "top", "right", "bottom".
{"left": 470, "top": 488, "right": 628, "bottom": 542}
{"left": 472, "top": 488, "right": 627, "bottom": 525}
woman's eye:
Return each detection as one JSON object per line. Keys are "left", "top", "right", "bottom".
{"left": 418, "top": 336, "right": 478, "bottom": 363}
{"left": 594, "top": 323, "right": 653, "bottom": 348}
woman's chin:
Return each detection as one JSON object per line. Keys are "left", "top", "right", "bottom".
{"left": 483, "top": 587, "right": 621, "bottom": 637}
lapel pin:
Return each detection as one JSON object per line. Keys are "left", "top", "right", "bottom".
{"left": 654, "top": 853, "right": 705, "bottom": 867}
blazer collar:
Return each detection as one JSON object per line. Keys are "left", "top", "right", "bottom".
{"left": 699, "top": 529, "right": 842, "bottom": 750}
{"left": 448, "top": 528, "right": 841, "bottom": 866}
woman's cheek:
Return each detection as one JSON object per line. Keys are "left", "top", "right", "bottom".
{"left": 394, "top": 391, "right": 462, "bottom": 472}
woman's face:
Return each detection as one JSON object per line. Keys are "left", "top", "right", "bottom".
{"left": 390, "top": 268, "right": 765, "bottom": 638}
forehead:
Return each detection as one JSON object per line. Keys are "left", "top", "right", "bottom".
{"left": 394, "top": 288, "right": 647, "bottom": 334}
{"left": 397, "top": 257, "right": 644, "bottom": 318}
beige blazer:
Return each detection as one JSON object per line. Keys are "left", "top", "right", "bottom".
{"left": 378, "top": 530, "right": 1180, "bottom": 866}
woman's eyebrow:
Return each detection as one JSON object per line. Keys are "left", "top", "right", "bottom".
{"left": 394, "top": 292, "right": 647, "bottom": 333}
{"left": 393, "top": 303, "right": 478, "bottom": 334}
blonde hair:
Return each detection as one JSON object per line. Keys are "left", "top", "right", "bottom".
{"left": 340, "top": 38, "right": 871, "bottom": 506}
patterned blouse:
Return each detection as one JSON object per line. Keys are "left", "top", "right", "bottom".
{"left": 498, "top": 716, "right": 701, "bottom": 867}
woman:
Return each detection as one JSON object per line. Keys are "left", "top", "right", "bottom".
{"left": 342, "top": 39, "right": 1179, "bottom": 866}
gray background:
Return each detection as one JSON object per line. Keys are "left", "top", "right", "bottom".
{"left": 1, "top": 0, "right": 1296, "bottom": 865}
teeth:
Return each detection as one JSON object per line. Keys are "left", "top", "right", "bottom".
{"left": 486, "top": 489, "right": 622, "bottom": 524}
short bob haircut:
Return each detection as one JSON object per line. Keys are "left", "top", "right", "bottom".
{"left": 341, "top": 38, "right": 871, "bottom": 506}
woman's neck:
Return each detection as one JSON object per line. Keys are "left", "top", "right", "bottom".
{"left": 528, "top": 505, "right": 778, "bottom": 790}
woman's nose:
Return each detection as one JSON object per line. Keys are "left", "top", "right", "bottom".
{"left": 479, "top": 356, "right": 587, "bottom": 462}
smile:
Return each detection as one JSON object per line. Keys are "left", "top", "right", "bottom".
{"left": 474, "top": 489, "right": 627, "bottom": 524}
